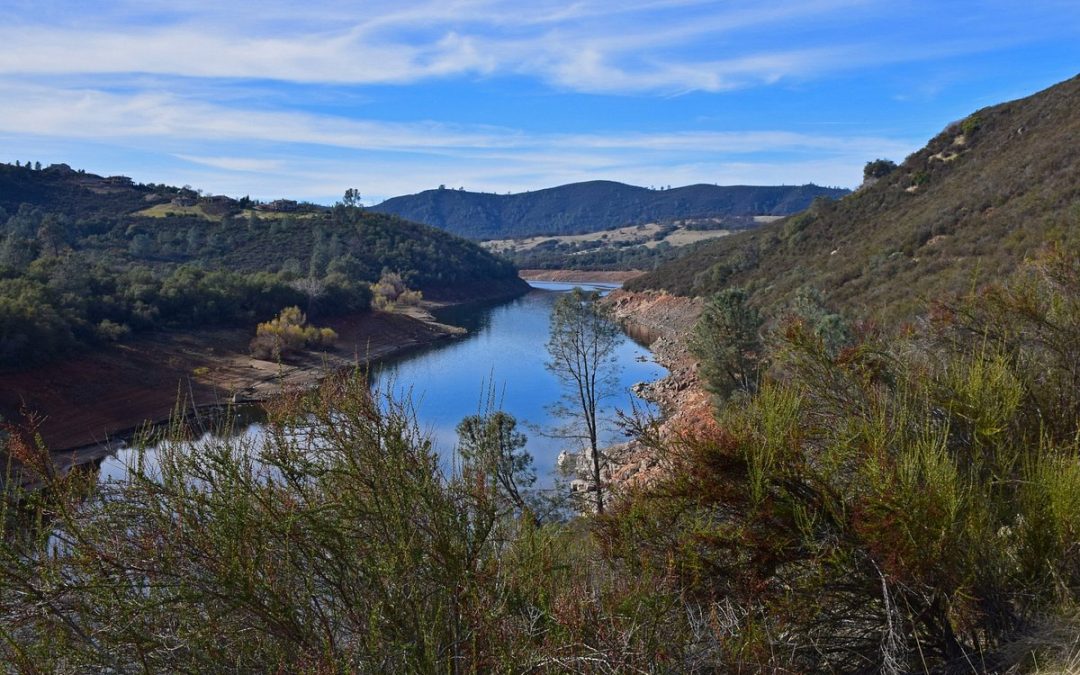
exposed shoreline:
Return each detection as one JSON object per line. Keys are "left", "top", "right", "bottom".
{"left": 518, "top": 269, "right": 645, "bottom": 284}
{"left": 1, "top": 282, "right": 527, "bottom": 461}
{"left": 602, "top": 289, "right": 711, "bottom": 489}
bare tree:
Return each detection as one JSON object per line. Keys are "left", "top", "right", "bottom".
{"left": 545, "top": 288, "right": 621, "bottom": 513}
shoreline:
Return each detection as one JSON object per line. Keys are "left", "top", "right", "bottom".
{"left": 518, "top": 269, "right": 645, "bottom": 284}
{"left": 601, "top": 289, "right": 712, "bottom": 489}
{"left": 1, "top": 282, "right": 527, "bottom": 461}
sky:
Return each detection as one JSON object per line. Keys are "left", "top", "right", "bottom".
{"left": 0, "top": 1, "right": 1077, "bottom": 204}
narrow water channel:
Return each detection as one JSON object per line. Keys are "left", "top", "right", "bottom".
{"left": 96, "top": 281, "right": 667, "bottom": 486}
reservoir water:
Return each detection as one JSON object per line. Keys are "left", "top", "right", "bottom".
{"left": 97, "top": 281, "right": 667, "bottom": 485}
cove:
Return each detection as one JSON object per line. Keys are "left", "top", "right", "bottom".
{"left": 96, "top": 281, "right": 667, "bottom": 485}
{"left": 372, "top": 281, "right": 667, "bottom": 483}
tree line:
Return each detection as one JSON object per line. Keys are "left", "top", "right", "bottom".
{"left": 0, "top": 193, "right": 521, "bottom": 369}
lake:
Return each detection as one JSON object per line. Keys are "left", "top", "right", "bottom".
{"left": 96, "top": 281, "right": 667, "bottom": 486}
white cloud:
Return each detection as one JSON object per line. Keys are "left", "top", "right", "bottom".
{"left": 174, "top": 155, "right": 286, "bottom": 173}
{"left": 0, "top": 0, "right": 1040, "bottom": 94}
{"left": 0, "top": 80, "right": 913, "bottom": 157}
{"left": 0, "top": 80, "right": 917, "bottom": 201}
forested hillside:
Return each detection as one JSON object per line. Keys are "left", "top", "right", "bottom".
{"left": 372, "top": 181, "right": 848, "bottom": 240}
{"left": 626, "top": 75, "right": 1080, "bottom": 318}
{"left": 0, "top": 164, "right": 524, "bottom": 369}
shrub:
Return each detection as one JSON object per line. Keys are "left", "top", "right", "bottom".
{"left": 0, "top": 375, "right": 690, "bottom": 672}
{"left": 864, "top": 158, "right": 898, "bottom": 180}
{"left": 371, "top": 271, "right": 422, "bottom": 310}
{"left": 601, "top": 244, "right": 1080, "bottom": 672}
{"left": 249, "top": 305, "right": 337, "bottom": 360}
{"left": 961, "top": 113, "right": 983, "bottom": 136}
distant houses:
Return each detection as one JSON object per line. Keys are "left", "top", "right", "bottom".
{"left": 256, "top": 199, "right": 299, "bottom": 213}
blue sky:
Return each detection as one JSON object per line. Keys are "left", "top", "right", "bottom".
{"left": 0, "top": 0, "right": 1077, "bottom": 204}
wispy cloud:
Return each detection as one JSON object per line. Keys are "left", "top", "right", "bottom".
{"left": 0, "top": 0, "right": 1073, "bottom": 201}
{"left": 0, "top": 80, "right": 917, "bottom": 200}
{"left": 174, "top": 155, "right": 287, "bottom": 173}
{"left": 2, "top": 0, "right": 1066, "bottom": 94}
{"left": 0, "top": 80, "right": 913, "bottom": 156}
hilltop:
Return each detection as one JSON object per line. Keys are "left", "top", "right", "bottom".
{"left": 371, "top": 181, "right": 849, "bottom": 240}
{"left": 626, "top": 74, "right": 1080, "bottom": 318}
{"left": 0, "top": 163, "right": 526, "bottom": 371}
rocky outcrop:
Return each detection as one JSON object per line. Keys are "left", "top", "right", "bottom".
{"left": 600, "top": 289, "right": 716, "bottom": 490}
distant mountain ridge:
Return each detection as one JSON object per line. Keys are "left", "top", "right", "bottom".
{"left": 627, "top": 73, "right": 1080, "bottom": 319}
{"left": 371, "top": 181, "right": 850, "bottom": 240}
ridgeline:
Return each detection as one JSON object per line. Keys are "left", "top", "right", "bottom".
{"left": 0, "top": 164, "right": 526, "bottom": 370}
{"left": 371, "top": 180, "right": 849, "bottom": 240}
{"left": 627, "top": 74, "right": 1080, "bottom": 318}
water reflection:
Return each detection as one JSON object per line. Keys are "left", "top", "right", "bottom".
{"left": 90, "top": 281, "right": 666, "bottom": 488}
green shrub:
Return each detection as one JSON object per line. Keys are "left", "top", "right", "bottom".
{"left": 602, "top": 244, "right": 1080, "bottom": 672}
{"left": 0, "top": 374, "right": 691, "bottom": 671}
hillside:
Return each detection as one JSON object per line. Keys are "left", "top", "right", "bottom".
{"left": 0, "top": 164, "right": 526, "bottom": 369}
{"left": 371, "top": 181, "right": 849, "bottom": 240}
{"left": 626, "top": 74, "right": 1080, "bottom": 319}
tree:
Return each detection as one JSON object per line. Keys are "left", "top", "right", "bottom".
{"left": 690, "top": 287, "right": 762, "bottom": 401}
{"left": 249, "top": 306, "right": 336, "bottom": 360}
{"left": 456, "top": 410, "right": 534, "bottom": 515}
{"left": 545, "top": 288, "right": 621, "bottom": 513}
{"left": 863, "top": 158, "right": 897, "bottom": 181}
{"left": 341, "top": 188, "right": 361, "bottom": 207}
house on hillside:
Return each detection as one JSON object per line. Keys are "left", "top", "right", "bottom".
{"left": 257, "top": 199, "right": 299, "bottom": 212}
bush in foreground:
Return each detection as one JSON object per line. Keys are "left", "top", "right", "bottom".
{"left": 601, "top": 244, "right": 1080, "bottom": 672}
{"left": 0, "top": 375, "right": 691, "bottom": 672}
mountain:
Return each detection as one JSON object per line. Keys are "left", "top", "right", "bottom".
{"left": 0, "top": 164, "right": 525, "bottom": 369}
{"left": 371, "top": 181, "right": 850, "bottom": 240}
{"left": 626, "top": 74, "right": 1080, "bottom": 319}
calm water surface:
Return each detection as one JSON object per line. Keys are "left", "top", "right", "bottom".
{"left": 372, "top": 281, "right": 666, "bottom": 481}
{"left": 97, "top": 281, "right": 666, "bottom": 485}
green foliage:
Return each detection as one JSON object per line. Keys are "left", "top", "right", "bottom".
{"left": 690, "top": 287, "right": 763, "bottom": 401}
{"left": 0, "top": 163, "right": 525, "bottom": 370}
{"left": 374, "top": 181, "right": 848, "bottom": 240}
{"left": 340, "top": 187, "right": 362, "bottom": 207}
{"left": 961, "top": 113, "right": 983, "bottom": 136}
{"left": 864, "top": 158, "right": 898, "bottom": 180}
{"left": 3, "top": 246, "right": 1079, "bottom": 672}
{"left": 456, "top": 410, "right": 536, "bottom": 516}
{"left": 0, "top": 374, "right": 686, "bottom": 672}
{"left": 603, "top": 244, "right": 1080, "bottom": 672}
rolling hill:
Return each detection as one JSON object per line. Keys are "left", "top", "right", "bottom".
{"left": 0, "top": 164, "right": 526, "bottom": 369}
{"left": 626, "top": 74, "right": 1080, "bottom": 319}
{"left": 371, "top": 181, "right": 849, "bottom": 240}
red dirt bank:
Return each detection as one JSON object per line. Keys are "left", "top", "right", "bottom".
{"left": 603, "top": 289, "right": 715, "bottom": 488}
{"left": 1, "top": 310, "right": 462, "bottom": 454}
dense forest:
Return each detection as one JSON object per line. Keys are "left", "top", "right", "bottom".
{"left": 372, "top": 181, "right": 848, "bottom": 240}
{"left": 627, "top": 74, "right": 1080, "bottom": 320}
{"left": 0, "top": 164, "right": 524, "bottom": 370}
